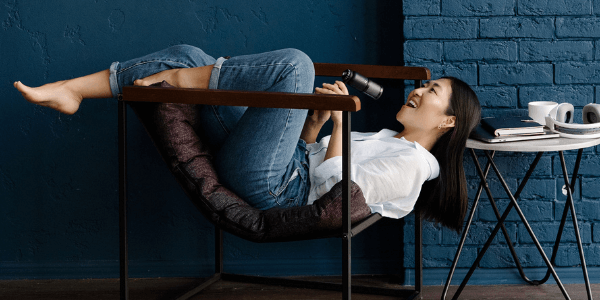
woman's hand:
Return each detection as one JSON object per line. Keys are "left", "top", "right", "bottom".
{"left": 315, "top": 80, "right": 349, "bottom": 96}
{"left": 308, "top": 109, "right": 332, "bottom": 126}
{"left": 314, "top": 81, "right": 348, "bottom": 125}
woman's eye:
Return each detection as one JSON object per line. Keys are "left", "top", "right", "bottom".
{"left": 429, "top": 88, "right": 436, "bottom": 94}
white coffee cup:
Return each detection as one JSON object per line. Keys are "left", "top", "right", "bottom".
{"left": 528, "top": 101, "right": 558, "bottom": 126}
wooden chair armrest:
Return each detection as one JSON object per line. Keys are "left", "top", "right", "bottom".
{"left": 121, "top": 86, "right": 361, "bottom": 112}
{"left": 120, "top": 64, "right": 430, "bottom": 111}
{"left": 314, "top": 63, "right": 430, "bottom": 80}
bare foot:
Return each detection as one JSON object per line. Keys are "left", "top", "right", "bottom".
{"left": 133, "top": 65, "right": 213, "bottom": 89}
{"left": 14, "top": 81, "right": 82, "bottom": 115}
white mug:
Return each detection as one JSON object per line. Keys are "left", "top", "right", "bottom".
{"left": 528, "top": 101, "right": 558, "bottom": 126}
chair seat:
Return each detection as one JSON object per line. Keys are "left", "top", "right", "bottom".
{"left": 129, "top": 98, "right": 373, "bottom": 243}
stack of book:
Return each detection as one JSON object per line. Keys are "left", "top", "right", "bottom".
{"left": 470, "top": 116, "right": 560, "bottom": 143}
{"left": 480, "top": 116, "right": 545, "bottom": 137}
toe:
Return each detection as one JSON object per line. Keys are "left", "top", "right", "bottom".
{"left": 14, "top": 81, "right": 30, "bottom": 94}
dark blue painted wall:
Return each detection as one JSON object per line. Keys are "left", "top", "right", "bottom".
{"left": 1, "top": 0, "right": 407, "bottom": 280}
{"left": 404, "top": 0, "right": 600, "bottom": 285}
{"left": 6, "top": 0, "right": 598, "bottom": 287}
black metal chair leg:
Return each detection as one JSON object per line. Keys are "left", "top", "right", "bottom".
{"left": 216, "top": 228, "right": 223, "bottom": 274}
{"left": 118, "top": 99, "right": 129, "bottom": 300}
{"left": 415, "top": 212, "right": 422, "bottom": 298}
{"left": 414, "top": 79, "right": 423, "bottom": 300}
{"left": 342, "top": 111, "right": 351, "bottom": 300}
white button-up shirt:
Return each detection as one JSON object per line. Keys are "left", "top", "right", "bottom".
{"left": 306, "top": 129, "right": 439, "bottom": 219}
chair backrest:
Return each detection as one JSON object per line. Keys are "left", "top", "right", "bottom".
{"left": 314, "top": 63, "right": 430, "bottom": 80}
{"left": 128, "top": 82, "right": 372, "bottom": 243}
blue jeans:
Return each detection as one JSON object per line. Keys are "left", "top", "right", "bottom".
{"left": 109, "top": 45, "right": 314, "bottom": 210}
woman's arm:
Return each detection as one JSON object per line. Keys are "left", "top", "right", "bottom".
{"left": 315, "top": 81, "right": 348, "bottom": 160}
{"left": 324, "top": 118, "right": 343, "bottom": 160}
{"left": 300, "top": 110, "right": 330, "bottom": 144}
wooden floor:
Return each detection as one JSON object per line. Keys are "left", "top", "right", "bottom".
{"left": 1, "top": 276, "right": 598, "bottom": 299}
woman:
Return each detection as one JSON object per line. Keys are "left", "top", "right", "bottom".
{"left": 14, "top": 45, "right": 480, "bottom": 232}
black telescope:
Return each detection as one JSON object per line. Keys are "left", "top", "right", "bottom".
{"left": 341, "top": 69, "right": 383, "bottom": 100}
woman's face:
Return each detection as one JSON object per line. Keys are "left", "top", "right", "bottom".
{"left": 396, "top": 78, "right": 455, "bottom": 132}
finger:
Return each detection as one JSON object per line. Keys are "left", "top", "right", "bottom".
{"left": 322, "top": 83, "right": 343, "bottom": 95}
{"left": 322, "top": 83, "right": 341, "bottom": 91}
{"left": 335, "top": 81, "right": 349, "bottom": 94}
{"left": 315, "top": 87, "right": 335, "bottom": 94}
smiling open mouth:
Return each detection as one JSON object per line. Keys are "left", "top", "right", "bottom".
{"left": 406, "top": 99, "right": 417, "bottom": 108}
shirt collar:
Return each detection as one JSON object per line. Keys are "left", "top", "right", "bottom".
{"left": 353, "top": 128, "right": 399, "bottom": 140}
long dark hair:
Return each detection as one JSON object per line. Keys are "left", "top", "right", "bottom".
{"left": 414, "top": 77, "right": 481, "bottom": 232}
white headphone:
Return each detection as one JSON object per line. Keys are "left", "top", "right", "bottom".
{"left": 545, "top": 103, "right": 600, "bottom": 139}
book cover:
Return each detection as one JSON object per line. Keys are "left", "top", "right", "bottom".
{"left": 481, "top": 116, "right": 544, "bottom": 137}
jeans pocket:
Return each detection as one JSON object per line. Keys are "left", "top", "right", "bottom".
{"left": 270, "top": 144, "right": 310, "bottom": 208}
{"left": 272, "top": 167, "right": 299, "bottom": 196}
{"left": 274, "top": 167, "right": 305, "bottom": 208}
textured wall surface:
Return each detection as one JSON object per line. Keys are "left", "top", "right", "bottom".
{"left": 6, "top": 0, "right": 599, "bottom": 287}
{"left": 1, "top": 0, "right": 406, "bottom": 280}
{"left": 404, "top": 0, "right": 600, "bottom": 285}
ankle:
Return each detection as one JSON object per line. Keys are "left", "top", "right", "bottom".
{"left": 61, "top": 79, "right": 84, "bottom": 101}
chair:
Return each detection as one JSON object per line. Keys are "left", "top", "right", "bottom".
{"left": 117, "top": 63, "right": 431, "bottom": 300}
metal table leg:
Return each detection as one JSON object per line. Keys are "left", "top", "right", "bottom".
{"left": 447, "top": 150, "right": 572, "bottom": 300}
{"left": 441, "top": 150, "right": 494, "bottom": 299}
{"left": 558, "top": 150, "right": 592, "bottom": 299}
{"left": 475, "top": 151, "right": 560, "bottom": 286}
{"left": 514, "top": 149, "right": 588, "bottom": 293}
{"left": 444, "top": 150, "right": 544, "bottom": 299}
{"left": 443, "top": 150, "right": 541, "bottom": 298}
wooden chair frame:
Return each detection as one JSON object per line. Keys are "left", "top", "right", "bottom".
{"left": 118, "top": 63, "right": 430, "bottom": 300}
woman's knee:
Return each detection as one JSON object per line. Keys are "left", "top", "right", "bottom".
{"left": 164, "top": 44, "right": 216, "bottom": 68}
{"left": 282, "top": 48, "right": 314, "bottom": 77}
{"left": 279, "top": 48, "right": 313, "bottom": 66}
{"left": 276, "top": 48, "right": 315, "bottom": 93}
{"left": 166, "top": 44, "right": 202, "bottom": 55}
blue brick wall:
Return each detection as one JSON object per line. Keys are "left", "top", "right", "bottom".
{"left": 404, "top": 0, "right": 600, "bottom": 284}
